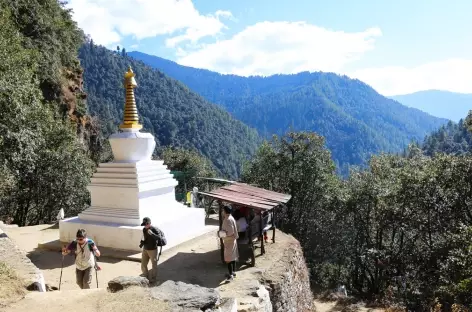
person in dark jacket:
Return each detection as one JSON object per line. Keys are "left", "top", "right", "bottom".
{"left": 139, "top": 217, "right": 160, "bottom": 282}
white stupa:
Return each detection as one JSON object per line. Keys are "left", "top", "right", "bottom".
{"left": 59, "top": 66, "right": 207, "bottom": 252}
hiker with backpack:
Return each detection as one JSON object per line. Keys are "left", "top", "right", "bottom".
{"left": 61, "top": 228, "right": 101, "bottom": 289}
{"left": 139, "top": 217, "right": 166, "bottom": 283}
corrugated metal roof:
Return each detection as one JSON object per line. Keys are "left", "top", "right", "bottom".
{"left": 197, "top": 182, "right": 291, "bottom": 211}
{"left": 196, "top": 177, "right": 236, "bottom": 184}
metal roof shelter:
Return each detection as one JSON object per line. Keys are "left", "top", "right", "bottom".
{"left": 198, "top": 182, "right": 290, "bottom": 210}
{"left": 197, "top": 180, "right": 291, "bottom": 266}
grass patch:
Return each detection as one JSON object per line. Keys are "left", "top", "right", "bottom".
{"left": 94, "top": 287, "right": 171, "bottom": 312}
{"left": 0, "top": 261, "right": 27, "bottom": 307}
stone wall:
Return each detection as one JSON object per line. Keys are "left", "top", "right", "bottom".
{"left": 0, "top": 225, "right": 46, "bottom": 292}
{"left": 263, "top": 238, "right": 314, "bottom": 312}
{"left": 102, "top": 232, "right": 314, "bottom": 312}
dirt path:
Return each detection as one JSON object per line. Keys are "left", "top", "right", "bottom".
{"left": 4, "top": 287, "right": 171, "bottom": 312}
{"left": 313, "top": 300, "right": 384, "bottom": 312}
{"left": 3, "top": 224, "right": 143, "bottom": 290}
{"left": 2, "top": 222, "right": 296, "bottom": 311}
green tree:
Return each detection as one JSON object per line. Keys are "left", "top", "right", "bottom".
{"left": 159, "top": 147, "right": 216, "bottom": 196}
{"left": 242, "top": 131, "right": 345, "bottom": 287}
{"left": 0, "top": 3, "right": 93, "bottom": 226}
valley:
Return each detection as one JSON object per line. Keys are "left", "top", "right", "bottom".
{"left": 128, "top": 51, "right": 448, "bottom": 174}
{"left": 2, "top": 0, "right": 472, "bottom": 311}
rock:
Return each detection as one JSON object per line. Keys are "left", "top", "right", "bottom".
{"left": 238, "top": 284, "right": 273, "bottom": 312}
{"left": 150, "top": 280, "right": 220, "bottom": 311}
{"left": 0, "top": 228, "right": 46, "bottom": 292}
{"left": 107, "top": 276, "right": 149, "bottom": 293}
{"left": 262, "top": 246, "right": 315, "bottom": 312}
{"left": 219, "top": 298, "right": 238, "bottom": 312}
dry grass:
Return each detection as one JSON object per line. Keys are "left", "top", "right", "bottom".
{"left": 0, "top": 261, "right": 27, "bottom": 307}
{"left": 92, "top": 287, "right": 171, "bottom": 312}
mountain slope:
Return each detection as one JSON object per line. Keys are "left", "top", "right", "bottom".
{"left": 128, "top": 51, "right": 447, "bottom": 174}
{"left": 79, "top": 43, "right": 261, "bottom": 178}
{"left": 422, "top": 118, "right": 472, "bottom": 156}
{"left": 390, "top": 90, "right": 472, "bottom": 121}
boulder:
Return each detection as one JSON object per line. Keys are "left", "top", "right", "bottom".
{"left": 150, "top": 280, "right": 220, "bottom": 311}
{"left": 219, "top": 298, "right": 238, "bottom": 312}
{"left": 107, "top": 276, "right": 149, "bottom": 293}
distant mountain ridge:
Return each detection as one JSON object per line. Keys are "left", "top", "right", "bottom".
{"left": 390, "top": 90, "right": 472, "bottom": 121}
{"left": 79, "top": 43, "right": 261, "bottom": 178}
{"left": 128, "top": 51, "right": 447, "bottom": 174}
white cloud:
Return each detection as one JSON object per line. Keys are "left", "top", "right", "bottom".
{"left": 348, "top": 59, "right": 472, "bottom": 95}
{"left": 176, "top": 21, "right": 382, "bottom": 76}
{"left": 66, "top": 1, "right": 469, "bottom": 96}
{"left": 66, "top": 0, "right": 232, "bottom": 46}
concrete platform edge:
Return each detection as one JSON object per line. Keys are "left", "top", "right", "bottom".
{"left": 37, "top": 225, "right": 218, "bottom": 263}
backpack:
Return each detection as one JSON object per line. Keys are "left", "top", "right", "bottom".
{"left": 69, "top": 239, "right": 100, "bottom": 264}
{"left": 151, "top": 226, "right": 167, "bottom": 247}
{"left": 69, "top": 238, "right": 95, "bottom": 253}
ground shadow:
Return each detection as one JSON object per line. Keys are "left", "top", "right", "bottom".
{"left": 156, "top": 249, "right": 228, "bottom": 288}
{"left": 40, "top": 223, "right": 59, "bottom": 231}
{"left": 205, "top": 217, "right": 219, "bottom": 227}
{"left": 26, "top": 248, "right": 122, "bottom": 270}
{"left": 26, "top": 249, "right": 76, "bottom": 270}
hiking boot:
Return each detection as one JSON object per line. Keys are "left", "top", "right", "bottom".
{"left": 232, "top": 273, "right": 237, "bottom": 278}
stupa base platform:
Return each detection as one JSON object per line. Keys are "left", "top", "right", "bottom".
{"left": 58, "top": 207, "right": 209, "bottom": 252}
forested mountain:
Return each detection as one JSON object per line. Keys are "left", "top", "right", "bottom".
{"left": 0, "top": 0, "right": 94, "bottom": 226}
{"left": 391, "top": 90, "right": 472, "bottom": 121}
{"left": 422, "top": 118, "right": 472, "bottom": 156}
{"left": 79, "top": 43, "right": 261, "bottom": 178}
{"left": 128, "top": 51, "right": 448, "bottom": 174}
{"left": 3, "top": 1, "right": 472, "bottom": 309}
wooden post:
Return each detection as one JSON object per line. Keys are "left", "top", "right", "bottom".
{"left": 218, "top": 201, "right": 224, "bottom": 264}
{"left": 260, "top": 211, "right": 265, "bottom": 255}
{"left": 248, "top": 215, "right": 255, "bottom": 267}
{"left": 272, "top": 209, "right": 276, "bottom": 243}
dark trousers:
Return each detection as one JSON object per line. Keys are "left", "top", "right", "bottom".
{"left": 76, "top": 267, "right": 93, "bottom": 289}
{"left": 227, "top": 261, "right": 236, "bottom": 276}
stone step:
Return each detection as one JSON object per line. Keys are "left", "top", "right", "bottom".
{"left": 89, "top": 175, "right": 177, "bottom": 187}
{"left": 98, "top": 160, "right": 165, "bottom": 168}
{"left": 81, "top": 206, "right": 138, "bottom": 213}
{"left": 79, "top": 208, "right": 139, "bottom": 218}
{"left": 77, "top": 212, "right": 140, "bottom": 225}
{"left": 93, "top": 168, "right": 170, "bottom": 178}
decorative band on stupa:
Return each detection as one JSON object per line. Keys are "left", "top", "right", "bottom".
{"left": 119, "top": 66, "right": 143, "bottom": 131}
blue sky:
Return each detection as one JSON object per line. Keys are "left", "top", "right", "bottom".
{"left": 196, "top": 0, "right": 472, "bottom": 68}
{"left": 68, "top": 0, "right": 472, "bottom": 95}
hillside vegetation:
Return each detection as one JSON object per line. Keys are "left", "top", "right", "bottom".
{"left": 3, "top": 1, "right": 472, "bottom": 311}
{"left": 422, "top": 119, "right": 472, "bottom": 156}
{"left": 0, "top": 0, "right": 93, "bottom": 226}
{"left": 80, "top": 43, "right": 261, "bottom": 178}
{"left": 0, "top": 262, "right": 26, "bottom": 308}
{"left": 243, "top": 131, "right": 472, "bottom": 311}
{"left": 129, "top": 51, "right": 447, "bottom": 174}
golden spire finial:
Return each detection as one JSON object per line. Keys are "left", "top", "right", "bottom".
{"left": 120, "top": 66, "right": 143, "bottom": 131}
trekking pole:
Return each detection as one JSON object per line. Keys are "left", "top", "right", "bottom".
{"left": 59, "top": 254, "right": 64, "bottom": 290}
{"left": 95, "top": 266, "right": 99, "bottom": 288}
{"left": 94, "top": 255, "right": 100, "bottom": 288}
